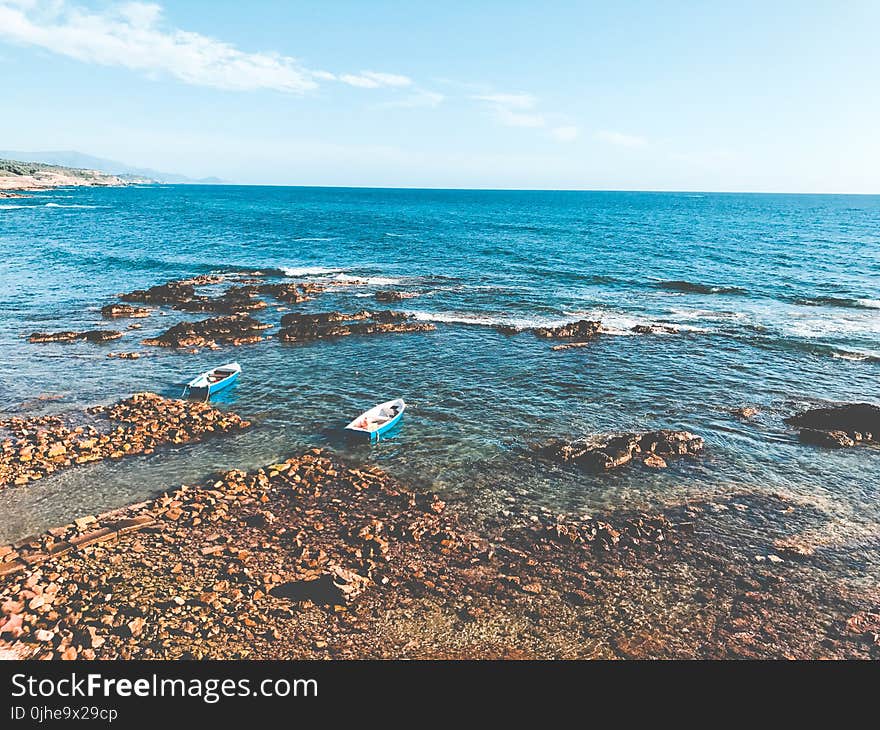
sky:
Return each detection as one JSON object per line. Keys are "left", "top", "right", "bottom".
{"left": 1, "top": 0, "right": 879, "bottom": 191}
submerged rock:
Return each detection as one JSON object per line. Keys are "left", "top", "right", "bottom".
{"left": 142, "top": 314, "right": 271, "bottom": 348}
{"left": 732, "top": 406, "right": 760, "bottom": 420}
{"left": 279, "top": 310, "right": 433, "bottom": 342}
{"left": 535, "top": 430, "right": 704, "bottom": 471}
{"left": 29, "top": 330, "right": 122, "bottom": 344}
{"left": 785, "top": 403, "right": 879, "bottom": 449}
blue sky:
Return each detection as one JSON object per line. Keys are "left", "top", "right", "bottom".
{"left": 1, "top": 0, "right": 878, "bottom": 191}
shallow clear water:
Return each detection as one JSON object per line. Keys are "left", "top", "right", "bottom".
{"left": 0, "top": 186, "right": 878, "bottom": 548}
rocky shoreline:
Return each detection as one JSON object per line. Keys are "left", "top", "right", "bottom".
{"left": 0, "top": 394, "right": 251, "bottom": 490}
{"left": 0, "top": 447, "right": 877, "bottom": 659}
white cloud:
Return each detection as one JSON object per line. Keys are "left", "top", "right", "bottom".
{"left": 496, "top": 108, "right": 546, "bottom": 128}
{"left": 339, "top": 71, "right": 413, "bottom": 89}
{"left": 0, "top": 0, "right": 410, "bottom": 96}
{"left": 472, "top": 92, "right": 577, "bottom": 141}
{"left": 472, "top": 92, "right": 537, "bottom": 110}
{"left": 551, "top": 125, "right": 579, "bottom": 142}
{"left": 473, "top": 92, "right": 548, "bottom": 129}
{"left": 380, "top": 89, "right": 445, "bottom": 109}
{"left": 595, "top": 130, "right": 648, "bottom": 148}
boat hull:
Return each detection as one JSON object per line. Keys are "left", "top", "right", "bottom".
{"left": 347, "top": 410, "right": 404, "bottom": 441}
{"left": 344, "top": 398, "right": 406, "bottom": 442}
{"left": 184, "top": 362, "right": 241, "bottom": 398}
{"left": 205, "top": 370, "right": 239, "bottom": 395}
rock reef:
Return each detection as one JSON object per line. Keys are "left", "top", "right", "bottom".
{"left": 142, "top": 314, "right": 271, "bottom": 348}
{"left": 375, "top": 290, "right": 418, "bottom": 302}
{"left": 0, "top": 393, "right": 250, "bottom": 490}
{"left": 29, "top": 330, "right": 122, "bottom": 344}
{"left": 536, "top": 430, "right": 705, "bottom": 471}
{"left": 279, "top": 310, "right": 434, "bottom": 342}
{"left": 786, "top": 403, "right": 880, "bottom": 449}
{"left": 101, "top": 304, "right": 151, "bottom": 319}
{"left": 532, "top": 319, "right": 605, "bottom": 340}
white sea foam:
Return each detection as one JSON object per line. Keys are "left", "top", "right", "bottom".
{"left": 856, "top": 298, "right": 880, "bottom": 310}
{"left": 332, "top": 273, "right": 401, "bottom": 286}
{"left": 409, "top": 311, "right": 568, "bottom": 329}
{"left": 831, "top": 349, "right": 879, "bottom": 362}
{"left": 0, "top": 204, "right": 27, "bottom": 210}
{"left": 44, "top": 203, "right": 100, "bottom": 209}
{"left": 564, "top": 309, "right": 709, "bottom": 335}
{"left": 280, "top": 266, "right": 341, "bottom": 277}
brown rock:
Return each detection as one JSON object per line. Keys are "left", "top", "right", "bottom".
{"left": 101, "top": 304, "right": 151, "bottom": 319}
{"left": 29, "top": 330, "right": 122, "bottom": 344}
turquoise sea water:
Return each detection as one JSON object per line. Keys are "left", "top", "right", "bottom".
{"left": 0, "top": 186, "right": 878, "bottom": 551}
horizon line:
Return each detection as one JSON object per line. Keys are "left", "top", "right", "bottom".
{"left": 138, "top": 182, "right": 880, "bottom": 196}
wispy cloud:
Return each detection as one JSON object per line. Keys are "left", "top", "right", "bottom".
{"left": 473, "top": 92, "right": 579, "bottom": 141}
{"left": 0, "top": 0, "right": 410, "bottom": 95}
{"left": 380, "top": 89, "right": 445, "bottom": 109}
{"left": 473, "top": 93, "right": 537, "bottom": 110}
{"left": 339, "top": 71, "right": 413, "bottom": 89}
{"left": 595, "top": 130, "right": 648, "bottom": 148}
{"left": 473, "top": 92, "right": 544, "bottom": 127}
{"left": 0, "top": 1, "right": 580, "bottom": 143}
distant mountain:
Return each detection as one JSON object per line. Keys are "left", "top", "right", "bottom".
{"left": 0, "top": 151, "right": 225, "bottom": 184}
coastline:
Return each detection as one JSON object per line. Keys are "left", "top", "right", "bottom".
{"left": 0, "top": 159, "right": 134, "bottom": 197}
{"left": 1, "top": 188, "right": 878, "bottom": 661}
{"left": 1, "top": 444, "right": 877, "bottom": 659}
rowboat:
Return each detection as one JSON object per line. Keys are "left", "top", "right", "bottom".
{"left": 345, "top": 398, "right": 406, "bottom": 441}
{"left": 182, "top": 362, "right": 241, "bottom": 398}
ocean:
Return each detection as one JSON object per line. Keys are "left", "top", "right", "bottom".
{"left": 1, "top": 185, "right": 878, "bottom": 558}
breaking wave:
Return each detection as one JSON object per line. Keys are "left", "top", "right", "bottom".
{"left": 791, "top": 295, "right": 880, "bottom": 310}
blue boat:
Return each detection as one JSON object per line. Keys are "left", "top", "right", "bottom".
{"left": 345, "top": 398, "right": 406, "bottom": 442}
{"left": 182, "top": 362, "right": 241, "bottom": 398}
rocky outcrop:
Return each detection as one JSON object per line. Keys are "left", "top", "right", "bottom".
{"left": 172, "top": 286, "right": 268, "bottom": 315}
{"left": 142, "top": 314, "right": 271, "bottom": 348}
{"left": 279, "top": 310, "right": 434, "bottom": 343}
{"left": 785, "top": 403, "right": 879, "bottom": 449}
{"left": 119, "top": 278, "right": 322, "bottom": 315}
{"left": 29, "top": 330, "right": 122, "bottom": 344}
{"left": 258, "top": 282, "right": 322, "bottom": 303}
{"left": 536, "top": 430, "right": 704, "bottom": 471}
{"left": 532, "top": 319, "right": 604, "bottom": 340}
{"left": 100, "top": 304, "right": 151, "bottom": 319}
{"left": 375, "top": 290, "right": 417, "bottom": 302}
{"left": 0, "top": 393, "right": 251, "bottom": 490}
{"left": 631, "top": 324, "right": 678, "bottom": 334}
{"left": 120, "top": 281, "right": 196, "bottom": 305}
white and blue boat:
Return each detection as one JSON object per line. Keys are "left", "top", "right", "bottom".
{"left": 182, "top": 362, "right": 241, "bottom": 398}
{"left": 345, "top": 398, "right": 406, "bottom": 442}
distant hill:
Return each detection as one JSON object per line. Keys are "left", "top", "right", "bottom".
{"left": 0, "top": 158, "right": 131, "bottom": 194}
{"left": 0, "top": 151, "right": 225, "bottom": 184}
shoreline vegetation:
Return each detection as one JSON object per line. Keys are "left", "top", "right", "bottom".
{"left": 0, "top": 158, "right": 142, "bottom": 196}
